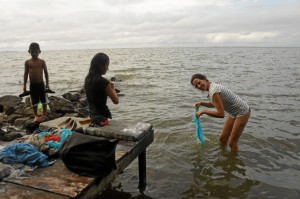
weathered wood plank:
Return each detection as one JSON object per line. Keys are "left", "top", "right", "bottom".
{"left": 76, "top": 129, "right": 154, "bottom": 198}
{"left": 0, "top": 182, "right": 69, "bottom": 199}
{"left": 0, "top": 127, "right": 154, "bottom": 198}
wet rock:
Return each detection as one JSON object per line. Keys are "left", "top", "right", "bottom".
{"left": 0, "top": 95, "right": 22, "bottom": 110}
{"left": 14, "top": 117, "right": 31, "bottom": 127}
{"left": 14, "top": 103, "right": 26, "bottom": 115}
{"left": 78, "top": 108, "right": 89, "bottom": 118}
{"left": 0, "top": 129, "right": 23, "bottom": 142}
{"left": 24, "top": 122, "right": 40, "bottom": 134}
{"left": 22, "top": 107, "right": 33, "bottom": 116}
{"left": 0, "top": 163, "right": 12, "bottom": 179}
{"left": 48, "top": 96, "right": 76, "bottom": 114}
{"left": 6, "top": 114, "right": 23, "bottom": 123}
{"left": 5, "top": 107, "right": 16, "bottom": 116}
{"left": 0, "top": 88, "right": 89, "bottom": 132}
{"left": 62, "top": 92, "right": 80, "bottom": 102}
{"left": 0, "top": 113, "right": 3, "bottom": 125}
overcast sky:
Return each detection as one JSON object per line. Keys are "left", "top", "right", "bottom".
{"left": 1, "top": 0, "right": 299, "bottom": 51}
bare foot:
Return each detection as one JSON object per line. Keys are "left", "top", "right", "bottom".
{"left": 38, "top": 115, "right": 46, "bottom": 123}
{"left": 34, "top": 116, "right": 39, "bottom": 122}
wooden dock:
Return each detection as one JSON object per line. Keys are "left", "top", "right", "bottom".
{"left": 0, "top": 118, "right": 154, "bottom": 199}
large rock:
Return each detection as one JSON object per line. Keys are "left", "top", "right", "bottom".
{"left": 48, "top": 96, "right": 76, "bottom": 114}
{"left": 0, "top": 95, "right": 23, "bottom": 115}
{"left": 62, "top": 92, "right": 80, "bottom": 102}
{"left": 14, "top": 117, "right": 31, "bottom": 127}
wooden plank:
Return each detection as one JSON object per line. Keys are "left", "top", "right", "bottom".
{"left": 76, "top": 129, "right": 154, "bottom": 198}
{"left": 138, "top": 150, "right": 147, "bottom": 192}
{"left": 0, "top": 182, "right": 69, "bottom": 199}
{"left": 0, "top": 128, "right": 154, "bottom": 198}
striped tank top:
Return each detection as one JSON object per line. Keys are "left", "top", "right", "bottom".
{"left": 208, "top": 82, "right": 249, "bottom": 117}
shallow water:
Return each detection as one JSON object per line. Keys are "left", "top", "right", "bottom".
{"left": 1, "top": 47, "right": 300, "bottom": 198}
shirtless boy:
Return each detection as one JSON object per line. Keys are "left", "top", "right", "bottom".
{"left": 23, "top": 42, "right": 50, "bottom": 122}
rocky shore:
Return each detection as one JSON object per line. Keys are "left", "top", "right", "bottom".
{"left": 0, "top": 89, "right": 89, "bottom": 142}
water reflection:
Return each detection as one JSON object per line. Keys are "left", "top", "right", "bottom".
{"left": 97, "top": 183, "right": 153, "bottom": 199}
{"left": 182, "top": 146, "right": 254, "bottom": 198}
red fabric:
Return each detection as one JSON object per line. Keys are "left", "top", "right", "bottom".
{"left": 44, "top": 135, "right": 61, "bottom": 142}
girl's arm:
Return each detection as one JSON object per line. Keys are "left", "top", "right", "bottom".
{"left": 195, "top": 101, "right": 214, "bottom": 108}
{"left": 196, "top": 93, "right": 225, "bottom": 118}
{"left": 105, "top": 81, "right": 119, "bottom": 104}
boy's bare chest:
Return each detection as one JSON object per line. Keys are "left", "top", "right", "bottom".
{"left": 28, "top": 60, "right": 43, "bottom": 70}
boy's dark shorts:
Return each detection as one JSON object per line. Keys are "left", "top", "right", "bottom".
{"left": 30, "top": 82, "right": 46, "bottom": 106}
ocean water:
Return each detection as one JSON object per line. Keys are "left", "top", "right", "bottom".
{"left": 0, "top": 47, "right": 300, "bottom": 198}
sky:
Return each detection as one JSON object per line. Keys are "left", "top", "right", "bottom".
{"left": 0, "top": 0, "right": 299, "bottom": 51}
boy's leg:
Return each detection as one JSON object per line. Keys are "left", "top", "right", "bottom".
{"left": 39, "top": 104, "right": 48, "bottom": 122}
{"left": 227, "top": 111, "right": 251, "bottom": 153}
{"left": 33, "top": 105, "right": 39, "bottom": 122}
{"left": 219, "top": 115, "right": 234, "bottom": 145}
{"left": 30, "top": 83, "right": 40, "bottom": 121}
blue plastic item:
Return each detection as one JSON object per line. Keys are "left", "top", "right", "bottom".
{"left": 193, "top": 107, "right": 205, "bottom": 144}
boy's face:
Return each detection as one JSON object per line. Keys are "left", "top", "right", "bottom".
{"left": 28, "top": 49, "right": 40, "bottom": 59}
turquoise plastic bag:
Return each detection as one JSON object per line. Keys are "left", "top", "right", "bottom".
{"left": 193, "top": 107, "right": 205, "bottom": 144}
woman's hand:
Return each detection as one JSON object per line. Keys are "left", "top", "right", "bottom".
{"left": 196, "top": 110, "right": 205, "bottom": 118}
{"left": 109, "top": 81, "right": 115, "bottom": 89}
{"left": 194, "top": 102, "right": 202, "bottom": 108}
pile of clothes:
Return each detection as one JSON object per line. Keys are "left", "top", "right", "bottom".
{"left": 0, "top": 128, "right": 73, "bottom": 179}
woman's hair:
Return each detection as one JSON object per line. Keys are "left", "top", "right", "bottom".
{"left": 84, "top": 53, "right": 109, "bottom": 91}
{"left": 190, "top": 73, "right": 208, "bottom": 84}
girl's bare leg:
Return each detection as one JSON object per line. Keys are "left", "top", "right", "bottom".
{"left": 219, "top": 116, "right": 235, "bottom": 146}
{"left": 228, "top": 111, "right": 251, "bottom": 153}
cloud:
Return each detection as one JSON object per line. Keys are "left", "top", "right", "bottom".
{"left": 0, "top": 0, "right": 299, "bottom": 50}
{"left": 206, "top": 32, "right": 279, "bottom": 43}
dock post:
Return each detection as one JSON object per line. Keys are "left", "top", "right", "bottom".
{"left": 138, "top": 150, "right": 146, "bottom": 192}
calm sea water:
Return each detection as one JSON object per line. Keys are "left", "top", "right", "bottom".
{"left": 1, "top": 47, "right": 300, "bottom": 198}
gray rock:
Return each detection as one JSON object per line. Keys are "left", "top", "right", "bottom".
{"left": 0, "top": 163, "right": 12, "bottom": 180}
{"left": 14, "top": 117, "right": 30, "bottom": 127}
{"left": 48, "top": 96, "right": 76, "bottom": 114}
{"left": 0, "top": 130, "right": 22, "bottom": 142}
{"left": 0, "top": 95, "right": 22, "bottom": 111}
{"left": 6, "top": 114, "right": 23, "bottom": 123}
{"left": 62, "top": 92, "right": 80, "bottom": 102}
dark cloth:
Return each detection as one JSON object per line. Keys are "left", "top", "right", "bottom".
{"left": 90, "top": 115, "right": 109, "bottom": 127}
{"left": 59, "top": 131, "right": 118, "bottom": 178}
{"left": 85, "top": 76, "right": 112, "bottom": 118}
{"left": 30, "top": 82, "right": 46, "bottom": 105}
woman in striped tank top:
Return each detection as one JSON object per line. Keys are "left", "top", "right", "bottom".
{"left": 191, "top": 74, "right": 251, "bottom": 153}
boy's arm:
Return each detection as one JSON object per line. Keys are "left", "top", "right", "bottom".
{"left": 43, "top": 60, "right": 50, "bottom": 89}
{"left": 23, "top": 61, "right": 29, "bottom": 91}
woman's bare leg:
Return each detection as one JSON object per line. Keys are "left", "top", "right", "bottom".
{"left": 228, "top": 111, "right": 251, "bottom": 153}
{"left": 219, "top": 115, "right": 235, "bottom": 146}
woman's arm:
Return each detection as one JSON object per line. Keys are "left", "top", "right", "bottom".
{"left": 196, "top": 93, "right": 225, "bottom": 118}
{"left": 195, "top": 101, "right": 215, "bottom": 108}
{"left": 105, "top": 81, "right": 119, "bottom": 104}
